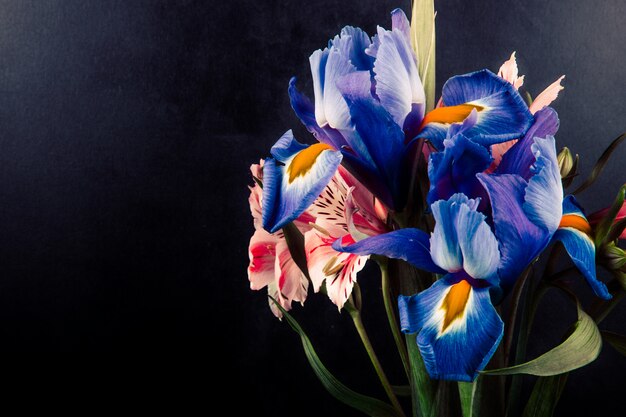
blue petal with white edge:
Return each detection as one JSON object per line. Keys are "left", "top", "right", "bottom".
{"left": 262, "top": 130, "right": 342, "bottom": 233}
{"left": 339, "top": 73, "right": 407, "bottom": 209}
{"left": 398, "top": 274, "right": 504, "bottom": 382}
{"left": 370, "top": 9, "right": 425, "bottom": 134}
{"left": 430, "top": 194, "right": 500, "bottom": 282}
{"left": 477, "top": 173, "right": 551, "bottom": 293}
{"left": 554, "top": 195, "right": 611, "bottom": 299}
{"left": 427, "top": 131, "right": 492, "bottom": 206}
{"left": 523, "top": 136, "right": 563, "bottom": 234}
{"left": 496, "top": 107, "right": 560, "bottom": 179}
{"left": 332, "top": 228, "right": 446, "bottom": 274}
{"left": 421, "top": 69, "right": 533, "bottom": 147}
{"left": 288, "top": 77, "right": 349, "bottom": 150}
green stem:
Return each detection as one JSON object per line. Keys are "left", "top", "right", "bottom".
{"left": 349, "top": 309, "right": 407, "bottom": 417}
{"left": 378, "top": 258, "right": 411, "bottom": 379}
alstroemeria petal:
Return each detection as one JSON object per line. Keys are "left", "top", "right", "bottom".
{"left": 332, "top": 228, "right": 445, "bottom": 274}
{"left": 554, "top": 196, "right": 611, "bottom": 300}
{"left": 372, "top": 10, "right": 425, "bottom": 133}
{"left": 523, "top": 136, "right": 563, "bottom": 234}
{"left": 248, "top": 229, "right": 278, "bottom": 291}
{"left": 478, "top": 173, "right": 550, "bottom": 291}
{"left": 275, "top": 240, "right": 309, "bottom": 306}
{"left": 497, "top": 51, "right": 524, "bottom": 90}
{"left": 398, "top": 275, "right": 504, "bottom": 382}
{"left": 421, "top": 69, "right": 532, "bottom": 148}
{"left": 529, "top": 76, "right": 565, "bottom": 115}
{"left": 496, "top": 107, "right": 560, "bottom": 179}
{"left": 262, "top": 131, "right": 342, "bottom": 233}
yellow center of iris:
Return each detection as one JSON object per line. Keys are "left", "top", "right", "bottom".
{"left": 441, "top": 279, "right": 472, "bottom": 332}
{"left": 559, "top": 214, "right": 592, "bottom": 235}
{"left": 420, "top": 103, "right": 484, "bottom": 128}
{"left": 287, "top": 143, "right": 334, "bottom": 183}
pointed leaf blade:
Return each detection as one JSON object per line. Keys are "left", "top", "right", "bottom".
{"left": 270, "top": 297, "right": 401, "bottom": 417}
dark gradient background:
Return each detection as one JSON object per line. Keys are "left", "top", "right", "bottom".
{"left": 0, "top": 0, "right": 624, "bottom": 415}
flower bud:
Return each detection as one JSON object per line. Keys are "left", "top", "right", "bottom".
{"left": 599, "top": 243, "right": 626, "bottom": 271}
{"left": 557, "top": 147, "right": 575, "bottom": 178}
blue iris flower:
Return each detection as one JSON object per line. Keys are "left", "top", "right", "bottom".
{"left": 261, "top": 9, "right": 533, "bottom": 233}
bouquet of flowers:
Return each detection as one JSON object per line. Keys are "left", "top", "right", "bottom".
{"left": 246, "top": 1, "right": 626, "bottom": 416}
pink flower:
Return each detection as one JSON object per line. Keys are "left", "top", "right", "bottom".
{"left": 487, "top": 52, "right": 566, "bottom": 173}
{"left": 247, "top": 161, "right": 313, "bottom": 318}
{"left": 588, "top": 201, "right": 626, "bottom": 240}
{"left": 304, "top": 167, "right": 388, "bottom": 309}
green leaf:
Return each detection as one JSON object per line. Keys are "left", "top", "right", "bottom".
{"left": 269, "top": 297, "right": 401, "bottom": 417}
{"left": 595, "top": 185, "right": 626, "bottom": 247}
{"left": 572, "top": 132, "right": 626, "bottom": 195}
{"left": 482, "top": 302, "right": 601, "bottom": 376}
{"left": 406, "top": 333, "right": 435, "bottom": 417}
{"left": 282, "top": 222, "right": 310, "bottom": 280}
{"left": 458, "top": 379, "right": 482, "bottom": 417}
{"left": 392, "top": 385, "right": 412, "bottom": 397}
{"left": 521, "top": 374, "right": 569, "bottom": 417}
{"left": 602, "top": 331, "right": 626, "bottom": 356}
{"left": 410, "top": 0, "right": 436, "bottom": 112}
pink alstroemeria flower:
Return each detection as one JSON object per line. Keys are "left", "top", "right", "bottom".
{"left": 588, "top": 201, "right": 626, "bottom": 240}
{"left": 488, "top": 52, "right": 565, "bottom": 172}
{"left": 304, "top": 166, "right": 388, "bottom": 310}
{"left": 247, "top": 161, "right": 315, "bottom": 318}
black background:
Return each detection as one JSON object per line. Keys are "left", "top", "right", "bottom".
{"left": 0, "top": 0, "right": 624, "bottom": 415}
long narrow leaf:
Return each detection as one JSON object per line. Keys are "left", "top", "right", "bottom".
{"left": 270, "top": 297, "right": 401, "bottom": 417}
{"left": 572, "top": 133, "right": 626, "bottom": 195}
{"left": 410, "top": 0, "right": 436, "bottom": 112}
{"left": 482, "top": 302, "right": 601, "bottom": 376}
{"left": 406, "top": 333, "right": 435, "bottom": 417}
{"left": 602, "top": 331, "right": 626, "bottom": 356}
{"left": 521, "top": 374, "right": 569, "bottom": 417}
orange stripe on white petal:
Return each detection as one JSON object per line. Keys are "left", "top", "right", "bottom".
{"left": 529, "top": 76, "right": 565, "bottom": 115}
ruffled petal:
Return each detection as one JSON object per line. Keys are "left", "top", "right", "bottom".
{"left": 248, "top": 229, "right": 278, "bottom": 291}
{"left": 371, "top": 11, "right": 425, "bottom": 132}
{"left": 427, "top": 131, "right": 492, "bottom": 207}
{"left": 332, "top": 228, "right": 445, "bottom": 274}
{"left": 497, "top": 52, "right": 524, "bottom": 90}
{"left": 305, "top": 229, "right": 368, "bottom": 310}
{"left": 522, "top": 136, "right": 563, "bottom": 234}
{"left": 398, "top": 274, "right": 504, "bottom": 382}
{"left": 477, "top": 173, "right": 550, "bottom": 291}
{"left": 554, "top": 196, "right": 611, "bottom": 299}
{"left": 421, "top": 69, "right": 533, "bottom": 147}
{"left": 529, "top": 76, "right": 565, "bottom": 115}
{"left": 340, "top": 80, "right": 407, "bottom": 209}
{"left": 262, "top": 131, "right": 342, "bottom": 233}
{"left": 275, "top": 240, "right": 309, "bottom": 306}
{"left": 288, "top": 77, "right": 349, "bottom": 150}
{"left": 430, "top": 194, "right": 500, "bottom": 281}
{"left": 496, "top": 107, "right": 560, "bottom": 179}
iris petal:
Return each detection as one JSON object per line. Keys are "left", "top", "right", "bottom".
{"left": 398, "top": 274, "right": 504, "bottom": 382}
{"left": 331, "top": 228, "right": 445, "bottom": 274}
{"left": 554, "top": 196, "right": 611, "bottom": 300}
{"left": 262, "top": 131, "right": 342, "bottom": 233}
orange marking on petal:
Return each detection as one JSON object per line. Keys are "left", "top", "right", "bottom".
{"left": 441, "top": 279, "right": 472, "bottom": 332}
{"left": 288, "top": 143, "right": 334, "bottom": 183}
{"left": 420, "top": 103, "right": 484, "bottom": 129}
{"left": 559, "top": 214, "right": 592, "bottom": 235}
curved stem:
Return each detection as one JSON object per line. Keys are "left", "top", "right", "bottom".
{"left": 378, "top": 258, "right": 411, "bottom": 379}
{"left": 350, "top": 309, "right": 407, "bottom": 417}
